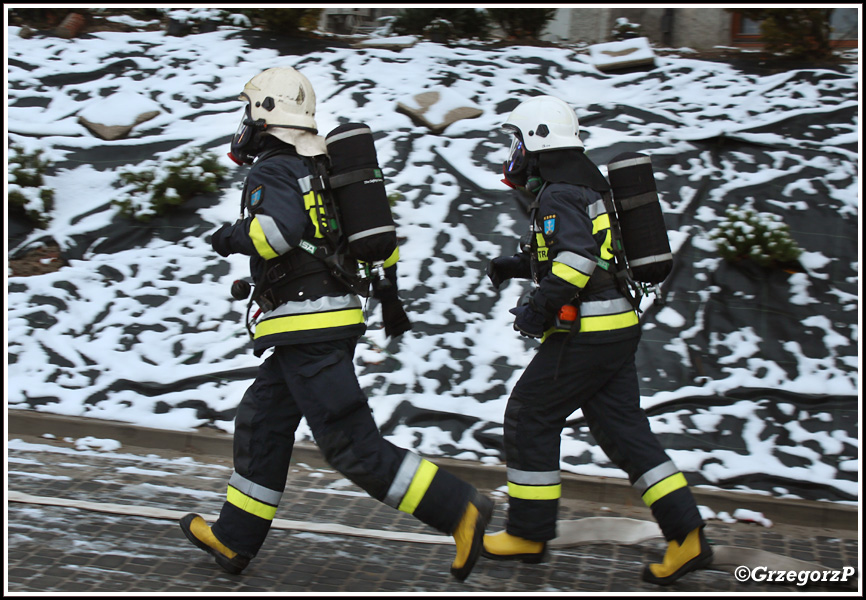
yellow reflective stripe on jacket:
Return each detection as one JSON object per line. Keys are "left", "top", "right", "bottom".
{"left": 578, "top": 298, "right": 639, "bottom": 332}
{"left": 591, "top": 213, "right": 614, "bottom": 261}
{"left": 226, "top": 485, "right": 278, "bottom": 521}
{"left": 254, "top": 308, "right": 364, "bottom": 339}
{"left": 551, "top": 261, "right": 591, "bottom": 288}
{"left": 397, "top": 459, "right": 438, "bottom": 515}
{"left": 507, "top": 482, "right": 562, "bottom": 501}
{"left": 541, "top": 297, "right": 639, "bottom": 341}
{"left": 249, "top": 217, "right": 279, "bottom": 260}
{"left": 591, "top": 212, "right": 610, "bottom": 235}
{"left": 535, "top": 233, "right": 548, "bottom": 262}
{"left": 587, "top": 201, "right": 614, "bottom": 262}
{"left": 579, "top": 310, "right": 639, "bottom": 332}
{"left": 303, "top": 189, "right": 326, "bottom": 239}
{"left": 641, "top": 472, "right": 688, "bottom": 507}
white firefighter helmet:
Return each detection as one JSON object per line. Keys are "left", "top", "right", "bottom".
{"left": 501, "top": 95, "right": 584, "bottom": 152}
{"left": 239, "top": 67, "right": 326, "bottom": 157}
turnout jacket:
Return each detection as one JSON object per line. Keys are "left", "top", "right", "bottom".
{"left": 530, "top": 182, "right": 640, "bottom": 343}
{"left": 217, "top": 143, "right": 392, "bottom": 354}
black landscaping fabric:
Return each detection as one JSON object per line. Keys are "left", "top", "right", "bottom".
{"left": 7, "top": 31, "right": 859, "bottom": 504}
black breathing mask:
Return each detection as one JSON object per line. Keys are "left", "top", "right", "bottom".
{"left": 228, "top": 104, "right": 267, "bottom": 165}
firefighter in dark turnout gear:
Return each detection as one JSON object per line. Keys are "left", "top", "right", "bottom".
{"left": 481, "top": 96, "right": 712, "bottom": 585}
{"left": 179, "top": 67, "right": 493, "bottom": 582}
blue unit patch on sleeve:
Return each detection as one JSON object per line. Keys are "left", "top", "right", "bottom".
{"left": 248, "top": 185, "right": 264, "bottom": 211}
{"left": 543, "top": 214, "right": 557, "bottom": 236}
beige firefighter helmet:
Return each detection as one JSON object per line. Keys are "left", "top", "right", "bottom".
{"left": 240, "top": 67, "right": 326, "bottom": 156}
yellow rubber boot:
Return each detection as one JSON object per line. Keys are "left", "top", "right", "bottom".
{"left": 482, "top": 530, "right": 546, "bottom": 563}
{"left": 179, "top": 513, "right": 250, "bottom": 575}
{"left": 450, "top": 492, "right": 495, "bottom": 581}
{"left": 642, "top": 526, "right": 713, "bottom": 585}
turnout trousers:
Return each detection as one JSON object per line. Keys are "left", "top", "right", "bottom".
{"left": 503, "top": 332, "right": 704, "bottom": 543}
{"left": 211, "top": 337, "right": 473, "bottom": 558}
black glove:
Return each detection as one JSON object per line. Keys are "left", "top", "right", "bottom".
{"left": 210, "top": 223, "right": 233, "bottom": 257}
{"left": 374, "top": 265, "right": 412, "bottom": 338}
{"left": 509, "top": 304, "right": 546, "bottom": 338}
{"left": 487, "top": 254, "right": 531, "bottom": 290}
{"left": 381, "top": 297, "right": 412, "bottom": 338}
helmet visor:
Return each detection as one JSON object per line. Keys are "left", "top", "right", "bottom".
{"left": 229, "top": 104, "right": 259, "bottom": 165}
{"left": 505, "top": 136, "right": 527, "bottom": 176}
{"left": 232, "top": 105, "right": 253, "bottom": 147}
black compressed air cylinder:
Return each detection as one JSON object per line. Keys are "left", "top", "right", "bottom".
{"left": 607, "top": 152, "right": 673, "bottom": 284}
{"left": 325, "top": 123, "right": 397, "bottom": 263}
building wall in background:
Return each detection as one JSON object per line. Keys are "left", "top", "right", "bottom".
{"left": 315, "top": 7, "right": 859, "bottom": 51}
{"left": 545, "top": 7, "right": 731, "bottom": 49}
{"left": 546, "top": 6, "right": 858, "bottom": 50}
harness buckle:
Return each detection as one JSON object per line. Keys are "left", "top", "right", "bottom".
{"left": 256, "top": 290, "right": 276, "bottom": 313}
{"left": 266, "top": 262, "right": 287, "bottom": 284}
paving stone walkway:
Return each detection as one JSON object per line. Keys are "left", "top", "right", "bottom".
{"left": 7, "top": 427, "right": 859, "bottom": 594}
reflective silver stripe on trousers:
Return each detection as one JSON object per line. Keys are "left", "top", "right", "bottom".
{"left": 579, "top": 297, "right": 635, "bottom": 317}
{"left": 229, "top": 471, "right": 283, "bottom": 506}
{"left": 507, "top": 467, "right": 561, "bottom": 486}
{"left": 629, "top": 253, "right": 673, "bottom": 268}
{"left": 256, "top": 213, "right": 293, "bottom": 255}
{"left": 633, "top": 461, "right": 680, "bottom": 495}
{"left": 384, "top": 451, "right": 422, "bottom": 508}
{"left": 552, "top": 250, "right": 596, "bottom": 274}
{"left": 262, "top": 294, "right": 361, "bottom": 319}
{"left": 298, "top": 176, "right": 312, "bottom": 193}
{"left": 347, "top": 225, "right": 396, "bottom": 243}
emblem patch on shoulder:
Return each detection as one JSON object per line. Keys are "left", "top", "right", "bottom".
{"left": 543, "top": 214, "right": 557, "bottom": 236}
{"left": 248, "top": 185, "right": 264, "bottom": 211}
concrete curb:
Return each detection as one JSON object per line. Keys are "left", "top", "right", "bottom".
{"left": 8, "top": 409, "right": 857, "bottom": 532}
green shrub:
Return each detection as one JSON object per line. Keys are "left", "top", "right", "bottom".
{"left": 161, "top": 7, "right": 251, "bottom": 28}
{"left": 709, "top": 205, "right": 803, "bottom": 269}
{"left": 114, "top": 149, "right": 228, "bottom": 222}
{"left": 392, "top": 8, "right": 490, "bottom": 40}
{"left": 487, "top": 8, "right": 558, "bottom": 40}
{"left": 8, "top": 143, "right": 55, "bottom": 229}
{"left": 727, "top": 8, "right": 834, "bottom": 60}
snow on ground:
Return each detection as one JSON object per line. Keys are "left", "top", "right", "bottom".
{"left": 5, "top": 25, "right": 860, "bottom": 505}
